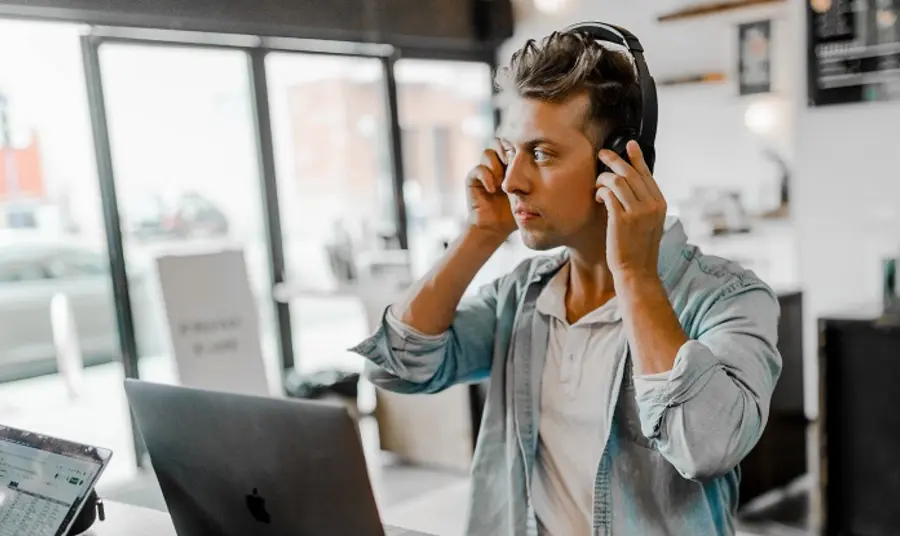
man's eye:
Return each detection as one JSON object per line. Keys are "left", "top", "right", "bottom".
{"left": 534, "top": 149, "right": 549, "bottom": 162}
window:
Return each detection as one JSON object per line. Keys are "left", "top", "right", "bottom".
{"left": 44, "top": 250, "right": 108, "bottom": 279}
{"left": 394, "top": 59, "right": 495, "bottom": 276}
{"left": 266, "top": 53, "right": 392, "bottom": 375}
{"left": 97, "top": 44, "right": 278, "bottom": 392}
{"left": 0, "top": 258, "right": 47, "bottom": 283}
{"left": 0, "top": 19, "right": 131, "bottom": 490}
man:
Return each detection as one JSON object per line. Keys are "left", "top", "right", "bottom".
{"left": 351, "top": 27, "right": 781, "bottom": 536}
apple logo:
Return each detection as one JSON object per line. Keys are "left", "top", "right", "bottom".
{"left": 245, "top": 488, "right": 271, "bottom": 524}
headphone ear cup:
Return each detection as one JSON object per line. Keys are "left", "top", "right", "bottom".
{"left": 608, "top": 136, "right": 630, "bottom": 161}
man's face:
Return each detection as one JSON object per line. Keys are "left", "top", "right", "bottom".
{"left": 498, "top": 93, "right": 604, "bottom": 250}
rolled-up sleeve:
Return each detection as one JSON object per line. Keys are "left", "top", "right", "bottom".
{"left": 633, "top": 284, "right": 782, "bottom": 481}
{"left": 349, "top": 280, "right": 499, "bottom": 395}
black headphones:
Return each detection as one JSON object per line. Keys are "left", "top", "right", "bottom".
{"left": 563, "top": 22, "right": 659, "bottom": 175}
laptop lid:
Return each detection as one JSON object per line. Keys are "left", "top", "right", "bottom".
{"left": 0, "top": 426, "right": 112, "bottom": 536}
{"left": 123, "top": 379, "right": 387, "bottom": 536}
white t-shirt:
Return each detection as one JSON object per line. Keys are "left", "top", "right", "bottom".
{"left": 532, "top": 262, "right": 627, "bottom": 536}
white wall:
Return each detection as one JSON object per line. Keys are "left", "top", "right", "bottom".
{"left": 499, "top": 0, "right": 900, "bottom": 418}
{"left": 793, "top": 102, "right": 900, "bottom": 314}
{"left": 784, "top": 0, "right": 900, "bottom": 417}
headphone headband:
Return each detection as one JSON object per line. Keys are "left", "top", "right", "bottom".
{"left": 563, "top": 22, "right": 658, "bottom": 173}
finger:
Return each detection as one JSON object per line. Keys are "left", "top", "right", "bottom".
{"left": 595, "top": 186, "right": 624, "bottom": 218}
{"left": 596, "top": 172, "right": 639, "bottom": 212}
{"left": 598, "top": 149, "right": 640, "bottom": 179}
{"left": 642, "top": 170, "right": 664, "bottom": 202}
{"left": 491, "top": 138, "right": 508, "bottom": 166}
{"left": 597, "top": 149, "right": 637, "bottom": 175}
{"left": 598, "top": 149, "right": 650, "bottom": 202}
{"left": 468, "top": 165, "right": 498, "bottom": 194}
{"left": 481, "top": 148, "right": 506, "bottom": 183}
{"left": 626, "top": 140, "right": 652, "bottom": 178}
{"left": 626, "top": 140, "right": 664, "bottom": 201}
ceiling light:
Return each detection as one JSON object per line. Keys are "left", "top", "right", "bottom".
{"left": 534, "top": 0, "right": 567, "bottom": 14}
{"left": 744, "top": 100, "right": 779, "bottom": 137}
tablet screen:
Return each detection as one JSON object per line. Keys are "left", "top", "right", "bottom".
{"left": 0, "top": 426, "right": 112, "bottom": 536}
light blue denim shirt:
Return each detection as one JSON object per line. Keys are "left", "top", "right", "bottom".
{"left": 350, "top": 217, "right": 782, "bottom": 536}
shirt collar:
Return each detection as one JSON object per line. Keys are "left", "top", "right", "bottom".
{"left": 535, "top": 261, "right": 622, "bottom": 325}
{"left": 536, "top": 261, "right": 570, "bottom": 322}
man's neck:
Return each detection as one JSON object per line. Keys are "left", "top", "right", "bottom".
{"left": 564, "top": 246, "right": 617, "bottom": 325}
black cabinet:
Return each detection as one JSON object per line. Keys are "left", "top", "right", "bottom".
{"left": 739, "top": 290, "right": 808, "bottom": 506}
{"left": 817, "top": 307, "right": 900, "bottom": 536}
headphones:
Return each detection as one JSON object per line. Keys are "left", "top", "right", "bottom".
{"left": 563, "top": 22, "right": 659, "bottom": 175}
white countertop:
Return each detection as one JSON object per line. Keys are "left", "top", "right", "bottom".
{"left": 83, "top": 501, "right": 175, "bottom": 536}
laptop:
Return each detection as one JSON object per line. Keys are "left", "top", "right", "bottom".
{"left": 0, "top": 425, "right": 112, "bottom": 536}
{"left": 123, "top": 379, "right": 432, "bottom": 536}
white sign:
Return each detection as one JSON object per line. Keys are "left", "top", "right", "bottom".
{"left": 156, "top": 249, "right": 273, "bottom": 397}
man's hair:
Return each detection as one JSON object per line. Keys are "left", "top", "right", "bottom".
{"left": 495, "top": 30, "right": 642, "bottom": 148}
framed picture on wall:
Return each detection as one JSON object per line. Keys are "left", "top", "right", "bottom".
{"left": 738, "top": 19, "right": 772, "bottom": 95}
{"left": 807, "top": 0, "right": 900, "bottom": 106}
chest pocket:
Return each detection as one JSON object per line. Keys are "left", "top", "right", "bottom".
{"left": 615, "top": 358, "right": 655, "bottom": 451}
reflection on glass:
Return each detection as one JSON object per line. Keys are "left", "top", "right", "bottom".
{"left": 99, "top": 45, "right": 277, "bottom": 389}
{"left": 394, "top": 60, "right": 495, "bottom": 277}
{"left": 0, "top": 19, "right": 133, "bottom": 489}
{"left": 267, "top": 53, "right": 394, "bottom": 375}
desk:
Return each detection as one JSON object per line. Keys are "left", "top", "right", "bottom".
{"left": 82, "top": 501, "right": 431, "bottom": 536}
{"left": 83, "top": 501, "right": 175, "bottom": 536}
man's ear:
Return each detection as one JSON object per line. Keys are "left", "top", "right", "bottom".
{"left": 589, "top": 123, "right": 610, "bottom": 175}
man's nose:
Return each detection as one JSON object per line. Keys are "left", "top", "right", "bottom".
{"left": 501, "top": 155, "right": 531, "bottom": 195}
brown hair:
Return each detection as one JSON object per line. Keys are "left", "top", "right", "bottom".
{"left": 495, "top": 30, "right": 641, "bottom": 148}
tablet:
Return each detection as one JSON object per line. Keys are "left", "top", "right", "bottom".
{"left": 0, "top": 426, "right": 112, "bottom": 536}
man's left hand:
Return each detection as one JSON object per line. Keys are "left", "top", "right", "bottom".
{"left": 595, "top": 140, "right": 668, "bottom": 284}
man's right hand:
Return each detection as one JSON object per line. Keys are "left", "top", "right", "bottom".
{"left": 391, "top": 142, "right": 515, "bottom": 336}
{"left": 465, "top": 142, "right": 516, "bottom": 240}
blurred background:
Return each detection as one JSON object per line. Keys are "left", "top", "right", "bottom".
{"left": 0, "top": 0, "right": 897, "bottom": 534}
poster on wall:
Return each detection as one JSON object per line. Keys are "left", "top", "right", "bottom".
{"left": 807, "top": 0, "right": 900, "bottom": 106}
{"left": 739, "top": 19, "right": 772, "bottom": 95}
{"left": 156, "top": 249, "right": 274, "bottom": 397}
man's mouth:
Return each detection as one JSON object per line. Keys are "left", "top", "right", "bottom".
{"left": 514, "top": 207, "right": 541, "bottom": 222}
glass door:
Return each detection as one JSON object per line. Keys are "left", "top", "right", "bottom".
{"left": 97, "top": 44, "right": 280, "bottom": 393}
{"left": 0, "top": 19, "right": 136, "bottom": 490}
{"left": 266, "top": 53, "right": 397, "bottom": 377}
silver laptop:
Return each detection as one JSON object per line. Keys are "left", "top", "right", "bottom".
{"left": 124, "top": 379, "right": 430, "bottom": 536}
{"left": 0, "top": 425, "right": 112, "bottom": 536}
